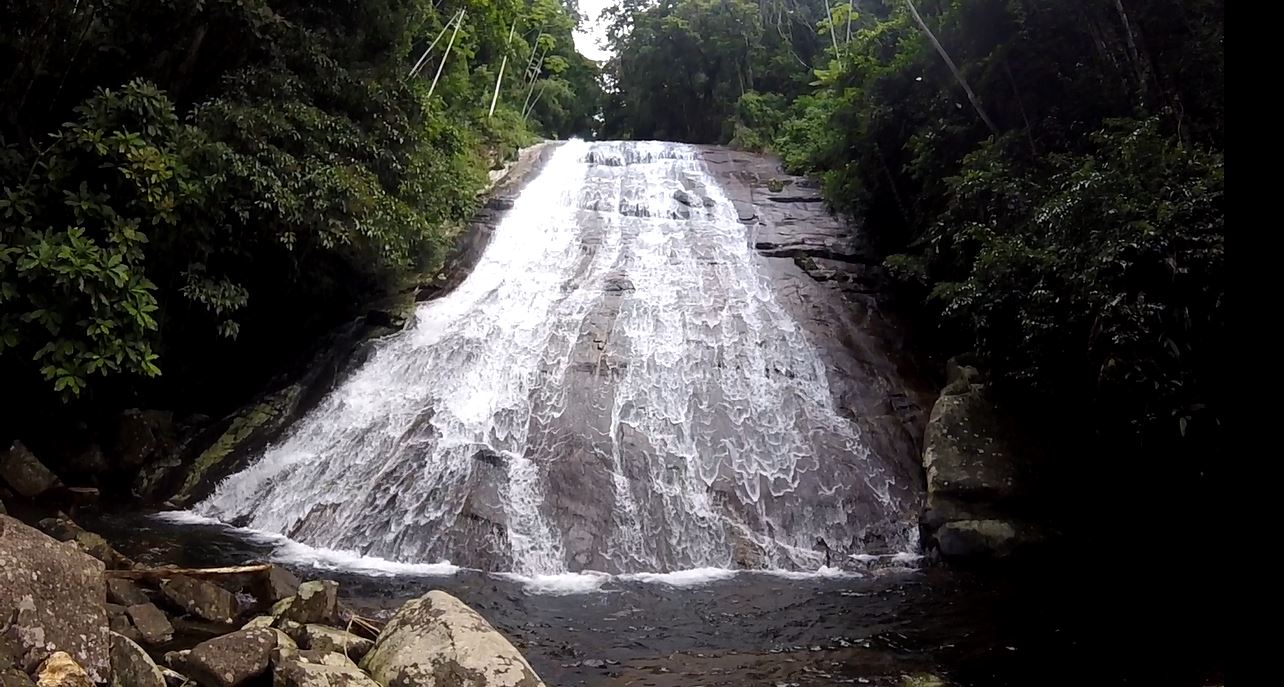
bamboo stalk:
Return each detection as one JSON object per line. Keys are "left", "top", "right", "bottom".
{"left": 489, "top": 19, "right": 518, "bottom": 117}
{"left": 408, "top": 9, "right": 460, "bottom": 78}
{"left": 427, "top": 9, "right": 465, "bottom": 99}
{"left": 904, "top": 0, "right": 998, "bottom": 135}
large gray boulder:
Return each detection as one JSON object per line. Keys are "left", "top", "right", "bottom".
{"left": 1, "top": 516, "right": 110, "bottom": 682}
{"left": 360, "top": 591, "right": 543, "bottom": 687}
{"left": 1, "top": 443, "right": 61, "bottom": 498}
{"left": 109, "top": 632, "right": 166, "bottom": 687}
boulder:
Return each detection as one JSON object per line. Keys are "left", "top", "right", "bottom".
{"left": 181, "top": 629, "right": 281, "bottom": 687}
{"left": 1, "top": 668, "right": 34, "bottom": 687}
{"left": 1, "top": 443, "right": 61, "bottom": 498}
{"left": 275, "top": 651, "right": 378, "bottom": 687}
{"left": 258, "top": 567, "right": 299, "bottom": 605}
{"left": 126, "top": 604, "right": 174, "bottom": 646}
{"left": 297, "top": 626, "right": 372, "bottom": 662}
{"left": 107, "top": 580, "right": 150, "bottom": 607}
{"left": 0, "top": 516, "right": 110, "bottom": 682}
{"left": 36, "top": 518, "right": 135, "bottom": 570}
{"left": 110, "top": 632, "right": 166, "bottom": 687}
{"left": 919, "top": 359, "right": 1042, "bottom": 559}
{"left": 160, "top": 577, "right": 237, "bottom": 624}
{"left": 360, "top": 590, "right": 543, "bottom": 687}
{"left": 240, "top": 617, "right": 273, "bottom": 631}
{"left": 34, "top": 653, "right": 92, "bottom": 687}
{"left": 278, "top": 582, "right": 337, "bottom": 625}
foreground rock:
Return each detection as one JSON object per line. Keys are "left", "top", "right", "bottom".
{"left": 1, "top": 516, "right": 110, "bottom": 682}
{"left": 361, "top": 590, "right": 543, "bottom": 687}
{"left": 1, "top": 443, "right": 61, "bottom": 498}
{"left": 919, "top": 359, "right": 1043, "bottom": 559}
{"left": 34, "top": 653, "right": 91, "bottom": 687}
{"left": 109, "top": 632, "right": 166, "bottom": 687}
{"left": 177, "top": 628, "right": 282, "bottom": 687}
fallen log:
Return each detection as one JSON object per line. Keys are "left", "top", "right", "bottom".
{"left": 105, "top": 564, "right": 273, "bottom": 581}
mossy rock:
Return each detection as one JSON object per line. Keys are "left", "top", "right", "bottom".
{"left": 170, "top": 383, "right": 304, "bottom": 506}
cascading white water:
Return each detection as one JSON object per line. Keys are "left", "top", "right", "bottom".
{"left": 195, "top": 141, "right": 918, "bottom": 575}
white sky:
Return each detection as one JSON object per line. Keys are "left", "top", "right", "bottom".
{"left": 573, "top": 0, "right": 615, "bottom": 62}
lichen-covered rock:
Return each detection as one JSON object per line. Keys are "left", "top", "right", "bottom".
{"left": 181, "top": 629, "right": 281, "bottom": 687}
{"left": 160, "top": 577, "right": 237, "bottom": 624}
{"left": 297, "top": 626, "right": 372, "bottom": 662}
{"left": 1, "top": 443, "right": 61, "bottom": 498}
{"left": 107, "top": 580, "right": 150, "bottom": 607}
{"left": 126, "top": 604, "right": 174, "bottom": 646}
{"left": 0, "top": 516, "right": 110, "bottom": 682}
{"left": 279, "top": 582, "right": 337, "bottom": 625}
{"left": 275, "top": 651, "right": 378, "bottom": 687}
{"left": 35, "top": 653, "right": 92, "bottom": 687}
{"left": 360, "top": 591, "right": 543, "bottom": 687}
{"left": 110, "top": 631, "right": 166, "bottom": 687}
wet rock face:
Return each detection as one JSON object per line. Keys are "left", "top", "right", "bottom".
{"left": 360, "top": 591, "right": 544, "bottom": 687}
{"left": 0, "top": 516, "right": 110, "bottom": 683}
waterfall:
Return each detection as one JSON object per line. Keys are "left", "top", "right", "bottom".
{"left": 195, "top": 141, "right": 918, "bottom": 574}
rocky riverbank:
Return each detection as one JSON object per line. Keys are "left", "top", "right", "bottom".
{"left": 2, "top": 514, "right": 545, "bottom": 687}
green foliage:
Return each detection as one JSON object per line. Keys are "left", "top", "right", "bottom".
{"left": 607, "top": 0, "right": 1224, "bottom": 451}
{"left": 2, "top": 0, "right": 600, "bottom": 411}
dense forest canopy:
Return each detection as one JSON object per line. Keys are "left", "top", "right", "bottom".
{"left": 1, "top": 0, "right": 603, "bottom": 431}
{"left": 603, "top": 0, "right": 1224, "bottom": 463}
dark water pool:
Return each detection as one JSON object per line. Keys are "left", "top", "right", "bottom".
{"left": 87, "top": 512, "right": 1223, "bottom": 687}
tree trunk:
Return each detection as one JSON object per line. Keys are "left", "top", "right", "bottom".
{"left": 904, "top": 0, "right": 999, "bottom": 136}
